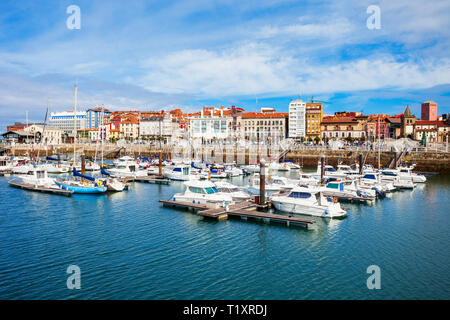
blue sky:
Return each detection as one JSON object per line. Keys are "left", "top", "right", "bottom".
{"left": 0, "top": 0, "right": 449, "bottom": 129}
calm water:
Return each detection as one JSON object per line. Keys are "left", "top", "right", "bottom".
{"left": 0, "top": 173, "right": 449, "bottom": 300}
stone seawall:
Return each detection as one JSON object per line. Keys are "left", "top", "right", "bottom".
{"left": 7, "top": 145, "right": 450, "bottom": 173}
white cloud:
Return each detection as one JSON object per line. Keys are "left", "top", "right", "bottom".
{"left": 140, "top": 43, "right": 299, "bottom": 96}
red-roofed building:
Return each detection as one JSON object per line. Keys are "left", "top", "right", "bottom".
{"left": 414, "top": 120, "right": 450, "bottom": 143}
{"left": 188, "top": 106, "right": 245, "bottom": 141}
{"left": 321, "top": 115, "right": 366, "bottom": 139}
{"left": 242, "top": 111, "right": 288, "bottom": 141}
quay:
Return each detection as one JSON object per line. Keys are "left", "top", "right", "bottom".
{"left": 159, "top": 200, "right": 315, "bottom": 229}
{"left": 8, "top": 180, "right": 74, "bottom": 196}
{"left": 124, "top": 175, "right": 171, "bottom": 184}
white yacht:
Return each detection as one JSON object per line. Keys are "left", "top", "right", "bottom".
{"left": 241, "top": 164, "right": 260, "bottom": 173}
{"left": 246, "top": 175, "right": 283, "bottom": 196}
{"left": 165, "top": 165, "right": 200, "bottom": 181}
{"left": 38, "top": 162, "right": 70, "bottom": 174}
{"left": 202, "top": 165, "right": 227, "bottom": 179}
{"left": 11, "top": 163, "right": 35, "bottom": 175}
{"left": 397, "top": 166, "right": 427, "bottom": 183}
{"left": 224, "top": 164, "right": 243, "bottom": 177}
{"left": 269, "top": 176, "right": 299, "bottom": 192}
{"left": 321, "top": 181, "right": 375, "bottom": 202}
{"left": 108, "top": 162, "right": 148, "bottom": 178}
{"left": 18, "top": 168, "right": 57, "bottom": 188}
{"left": 360, "top": 172, "right": 396, "bottom": 193}
{"left": 171, "top": 180, "right": 234, "bottom": 205}
{"left": 271, "top": 186, "right": 347, "bottom": 218}
{"left": 268, "top": 162, "right": 291, "bottom": 172}
{"left": 380, "top": 169, "right": 415, "bottom": 189}
{"left": 214, "top": 181, "right": 251, "bottom": 202}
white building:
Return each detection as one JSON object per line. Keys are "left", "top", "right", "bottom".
{"left": 189, "top": 109, "right": 233, "bottom": 140}
{"left": 49, "top": 111, "right": 87, "bottom": 133}
{"left": 24, "top": 124, "right": 63, "bottom": 144}
{"left": 140, "top": 116, "right": 173, "bottom": 139}
{"left": 288, "top": 99, "right": 306, "bottom": 138}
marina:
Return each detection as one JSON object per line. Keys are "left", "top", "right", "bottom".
{"left": 0, "top": 169, "right": 448, "bottom": 300}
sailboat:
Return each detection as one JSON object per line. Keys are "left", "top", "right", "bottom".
{"left": 55, "top": 85, "right": 107, "bottom": 194}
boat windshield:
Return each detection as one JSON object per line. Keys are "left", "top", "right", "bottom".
{"left": 205, "top": 187, "right": 219, "bottom": 194}
{"left": 288, "top": 192, "right": 311, "bottom": 199}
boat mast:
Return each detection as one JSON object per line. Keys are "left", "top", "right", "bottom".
{"left": 101, "top": 109, "right": 104, "bottom": 167}
{"left": 73, "top": 84, "right": 78, "bottom": 168}
{"left": 378, "top": 116, "right": 381, "bottom": 169}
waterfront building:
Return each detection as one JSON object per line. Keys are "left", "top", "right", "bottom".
{"left": 242, "top": 112, "right": 288, "bottom": 142}
{"left": 385, "top": 116, "right": 403, "bottom": 139}
{"left": 188, "top": 107, "right": 241, "bottom": 141}
{"left": 421, "top": 101, "right": 438, "bottom": 121}
{"left": 23, "top": 124, "right": 63, "bottom": 144}
{"left": 86, "top": 107, "right": 111, "bottom": 129}
{"left": 120, "top": 117, "right": 139, "bottom": 140}
{"left": 140, "top": 113, "right": 173, "bottom": 142}
{"left": 365, "top": 115, "right": 389, "bottom": 140}
{"left": 1, "top": 130, "right": 34, "bottom": 143}
{"left": 401, "top": 106, "right": 416, "bottom": 138}
{"left": 49, "top": 110, "right": 87, "bottom": 133}
{"left": 414, "top": 120, "right": 450, "bottom": 143}
{"left": 321, "top": 116, "right": 366, "bottom": 139}
{"left": 305, "top": 103, "right": 323, "bottom": 139}
{"left": 77, "top": 125, "right": 110, "bottom": 142}
{"left": 288, "top": 99, "right": 306, "bottom": 139}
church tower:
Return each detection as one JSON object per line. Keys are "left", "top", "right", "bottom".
{"left": 401, "top": 105, "right": 415, "bottom": 138}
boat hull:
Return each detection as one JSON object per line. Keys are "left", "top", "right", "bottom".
{"left": 55, "top": 182, "right": 107, "bottom": 193}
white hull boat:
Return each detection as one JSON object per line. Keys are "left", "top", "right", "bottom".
{"left": 271, "top": 187, "right": 347, "bottom": 218}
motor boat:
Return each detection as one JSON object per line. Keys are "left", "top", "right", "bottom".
{"left": 321, "top": 180, "right": 375, "bottom": 202}
{"left": 37, "top": 162, "right": 70, "bottom": 174}
{"left": 165, "top": 165, "right": 200, "bottom": 181}
{"left": 360, "top": 172, "right": 396, "bottom": 193}
{"left": 171, "top": 180, "right": 234, "bottom": 205}
{"left": 202, "top": 165, "right": 227, "bottom": 179}
{"left": 214, "top": 181, "right": 251, "bottom": 202}
{"left": 108, "top": 162, "right": 148, "bottom": 178}
{"left": 271, "top": 186, "right": 347, "bottom": 218}
{"left": 18, "top": 168, "right": 57, "bottom": 188}
{"left": 285, "top": 162, "right": 301, "bottom": 170}
{"left": 11, "top": 162, "right": 35, "bottom": 175}
{"left": 268, "top": 162, "right": 291, "bottom": 172}
{"left": 245, "top": 174, "right": 283, "bottom": 197}
{"left": 224, "top": 164, "right": 243, "bottom": 177}
{"left": 99, "top": 167, "right": 127, "bottom": 192}
{"left": 269, "top": 176, "right": 299, "bottom": 192}
{"left": 380, "top": 169, "right": 415, "bottom": 189}
{"left": 397, "top": 166, "right": 427, "bottom": 183}
{"left": 241, "top": 164, "right": 260, "bottom": 173}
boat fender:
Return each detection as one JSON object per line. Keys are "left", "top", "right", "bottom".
{"left": 333, "top": 197, "right": 338, "bottom": 203}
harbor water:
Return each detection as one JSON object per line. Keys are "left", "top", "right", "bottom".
{"left": 0, "top": 173, "right": 449, "bottom": 299}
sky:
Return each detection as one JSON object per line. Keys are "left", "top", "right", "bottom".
{"left": 0, "top": 0, "right": 449, "bottom": 130}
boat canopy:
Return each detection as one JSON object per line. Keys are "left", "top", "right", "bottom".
{"left": 73, "top": 168, "right": 95, "bottom": 182}
{"left": 46, "top": 156, "right": 58, "bottom": 161}
{"left": 100, "top": 167, "right": 111, "bottom": 176}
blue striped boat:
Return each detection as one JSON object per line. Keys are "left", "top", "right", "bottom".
{"left": 55, "top": 181, "right": 107, "bottom": 194}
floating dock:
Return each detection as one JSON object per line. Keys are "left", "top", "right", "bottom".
{"left": 125, "top": 175, "right": 171, "bottom": 184}
{"left": 160, "top": 200, "right": 315, "bottom": 229}
{"left": 8, "top": 180, "right": 74, "bottom": 196}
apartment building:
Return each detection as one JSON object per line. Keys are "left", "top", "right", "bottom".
{"left": 288, "top": 99, "right": 306, "bottom": 139}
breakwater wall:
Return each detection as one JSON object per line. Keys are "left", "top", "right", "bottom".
{"left": 7, "top": 145, "right": 450, "bottom": 173}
